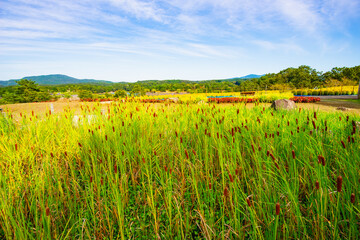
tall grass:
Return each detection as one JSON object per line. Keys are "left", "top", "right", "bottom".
{"left": 0, "top": 102, "right": 359, "bottom": 239}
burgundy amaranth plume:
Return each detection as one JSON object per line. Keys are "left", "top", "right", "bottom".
{"left": 224, "top": 187, "right": 229, "bottom": 197}
{"left": 185, "top": 149, "right": 189, "bottom": 159}
{"left": 337, "top": 176, "right": 343, "bottom": 192}
{"left": 229, "top": 173, "right": 234, "bottom": 183}
{"left": 246, "top": 197, "right": 252, "bottom": 207}
{"left": 351, "top": 193, "right": 355, "bottom": 204}
{"left": 315, "top": 181, "right": 319, "bottom": 190}
{"left": 276, "top": 202, "right": 280, "bottom": 215}
{"left": 341, "top": 140, "right": 346, "bottom": 149}
{"left": 317, "top": 155, "right": 325, "bottom": 166}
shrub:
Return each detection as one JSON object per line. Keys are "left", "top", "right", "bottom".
{"left": 78, "top": 90, "right": 94, "bottom": 100}
{"left": 290, "top": 97, "right": 320, "bottom": 103}
{"left": 114, "top": 90, "right": 127, "bottom": 98}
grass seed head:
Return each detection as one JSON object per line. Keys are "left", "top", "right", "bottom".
{"left": 276, "top": 202, "right": 280, "bottom": 215}
{"left": 337, "top": 176, "right": 343, "bottom": 192}
{"left": 185, "top": 149, "right": 189, "bottom": 159}
{"left": 224, "top": 187, "right": 229, "bottom": 197}
{"left": 229, "top": 173, "right": 234, "bottom": 183}
{"left": 341, "top": 140, "right": 346, "bottom": 149}
{"left": 315, "top": 181, "right": 319, "bottom": 190}
{"left": 246, "top": 197, "right": 252, "bottom": 207}
{"left": 351, "top": 193, "right": 355, "bottom": 204}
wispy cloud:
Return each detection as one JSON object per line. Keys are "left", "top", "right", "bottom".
{"left": 107, "top": 0, "right": 166, "bottom": 22}
{"left": 0, "top": 0, "right": 359, "bottom": 81}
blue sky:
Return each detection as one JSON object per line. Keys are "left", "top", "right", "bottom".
{"left": 1, "top": 0, "right": 359, "bottom": 82}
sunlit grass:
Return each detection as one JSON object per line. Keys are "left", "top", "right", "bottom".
{"left": 0, "top": 102, "right": 359, "bottom": 239}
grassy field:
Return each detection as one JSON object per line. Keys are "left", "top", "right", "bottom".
{"left": 0, "top": 101, "right": 360, "bottom": 239}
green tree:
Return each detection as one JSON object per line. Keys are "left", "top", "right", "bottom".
{"left": 3, "top": 79, "right": 51, "bottom": 103}
{"left": 78, "top": 90, "right": 93, "bottom": 100}
{"left": 131, "top": 85, "right": 145, "bottom": 96}
{"left": 114, "top": 90, "right": 127, "bottom": 98}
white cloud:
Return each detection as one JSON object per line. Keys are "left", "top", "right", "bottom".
{"left": 107, "top": 0, "right": 165, "bottom": 22}
{"left": 0, "top": 0, "right": 359, "bottom": 81}
{"left": 252, "top": 39, "right": 306, "bottom": 54}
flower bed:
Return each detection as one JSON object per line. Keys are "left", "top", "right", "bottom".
{"left": 208, "top": 97, "right": 257, "bottom": 103}
{"left": 80, "top": 98, "right": 113, "bottom": 102}
{"left": 140, "top": 99, "right": 165, "bottom": 103}
{"left": 290, "top": 97, "right": 320, "bottom": 103}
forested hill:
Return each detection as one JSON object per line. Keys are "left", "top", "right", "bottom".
{"left": 0, "top": 74, "right": 262, "bottom": 87}
{"left": 0, "top": 74, "right": 113, "bottom": 86}
{"left": 0, "top": 66, "right": 358, "bottom": 94}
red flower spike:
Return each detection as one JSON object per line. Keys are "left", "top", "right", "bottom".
{"left": 192, "top": 149, "right": 197, "bottom": 156}
{"left": 246, "top": 197, "right": 252, "bottom": 207}
{"left": 341, "top": 140, "right": 346, "bottom": 149}
{"left": 276, "top": 202, "right": 280, "bottom": 215}
{"left": 224, "top": 187, "right": 229, "bottom": 197}
{"left": 351, "top": 193, "right": 355, "bottom": 204}
{"left": 229, "top": 173, "right": 234, "bottom": 183}
{"left": 315, "top": 181, "right": 319, "bottom": 190}
{"left": 337, "top": 176, "right": 343, "bottom": 192}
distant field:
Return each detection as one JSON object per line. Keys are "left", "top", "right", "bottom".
{"left": 1, "top": 97, "right": 360, "bottom": 118}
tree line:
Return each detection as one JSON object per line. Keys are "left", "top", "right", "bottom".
{"left": 1, "top": 65, "right": 359, "bottom": 104}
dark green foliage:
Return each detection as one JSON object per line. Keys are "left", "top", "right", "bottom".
{"left": 2, "top": 79, "right": 51, "bottom": 103}
{"left": 114, "top": 90, "right": 127, "bottom": 98}
{"left": 0, "top": 66, "right": 359, "bottom": 102}
{"left": 236, "top": 65, "right": 360, "bottom": 91}
{"left": 78, "top": 90, "right": 94, "bottom": 100}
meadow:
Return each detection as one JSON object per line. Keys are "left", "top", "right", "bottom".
{"left": 0, "top": 101, "right": 360, "bottom": 239}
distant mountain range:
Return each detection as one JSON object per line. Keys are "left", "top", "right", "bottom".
{"left": 238, "top": 74, "right": 263, "bottom": 79}
{"left": 0, "top": 74, "right": 113, "bottom": 86}
{"left": 0, "top": 74, "right": 263, "bottom": 86}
